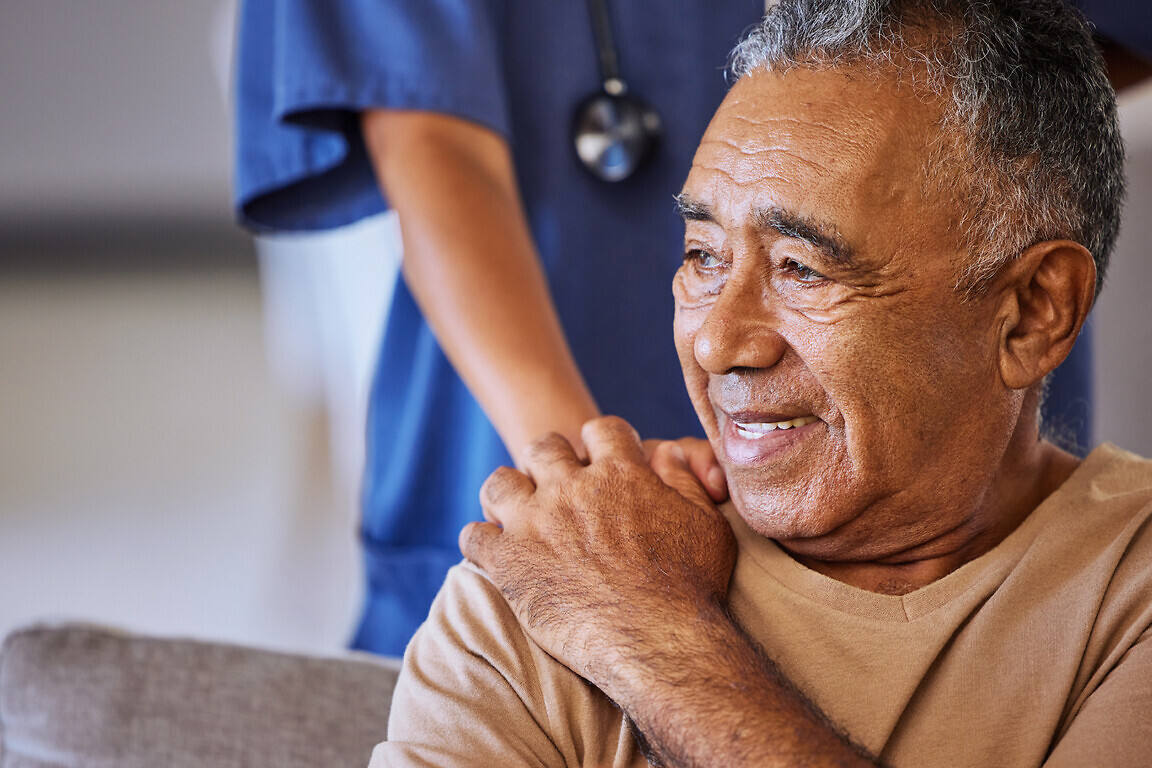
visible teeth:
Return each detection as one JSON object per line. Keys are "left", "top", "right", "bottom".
{"left": 734, "top": 415, "right": 818, "bottom": 438}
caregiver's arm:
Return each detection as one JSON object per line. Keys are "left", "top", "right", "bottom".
{"left": 362, "top": 109, "right": 599, "bottom": 461}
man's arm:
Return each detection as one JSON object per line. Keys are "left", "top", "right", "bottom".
{"left": 371, "top": 563, "right": 568, "bottom": 767}
{"left": 362, "top": 109, "right": 600, "bottom": 461}
{"left": 460, "top": 417, "right": 879, "bottom": 768}
{"left": 1041, "top": 626, "right": 1152, "bottom": 766}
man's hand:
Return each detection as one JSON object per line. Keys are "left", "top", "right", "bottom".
{"left": 460, "top": 417, "right": 879, "bottom": 767}
{"left": 459, "top": 416, "right": 736, "bottom": 686}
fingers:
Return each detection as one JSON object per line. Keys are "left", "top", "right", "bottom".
{"left": 479, "top": 466, "right": 535, "bottom": 524}
{"left": 582, "top": 416, "right": 646, "bottom": 465}
{"left": 678, "top": 437, "right": 728, "bottom": 502}
{"left": 645, "top": 437, "right": 728, "bottom": 502}
{"left": 648, "top": 440, "right": 717, "bottom": 510}
{"left": 459, "top": 520, "right": 502, "bottom": 571}
{"left": 520, "top": 431, "right": 584, "bottom": 485}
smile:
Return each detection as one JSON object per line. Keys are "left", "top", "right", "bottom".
{"left": 733, "top": 416, "right": 819, "bottom": 439}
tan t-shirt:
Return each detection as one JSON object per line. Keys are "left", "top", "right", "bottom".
{"left": 372, "top": 444, "right": 1152, "bottom": 767}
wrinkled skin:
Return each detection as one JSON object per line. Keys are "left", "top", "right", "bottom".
{"left": 672, "top": 67, "right": 1085, "bottom": 591}
{"left": 462, "top": 418, "right": 736, "bottom": 687}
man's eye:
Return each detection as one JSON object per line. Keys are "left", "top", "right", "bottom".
{"left": 785, "top": 258, "right": 826, "bottom": 283}
{"left": 685, "top": 249, "right": 722, "bottom": 269}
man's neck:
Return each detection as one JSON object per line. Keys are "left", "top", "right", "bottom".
{"left": 788, "top": 440, "right": 1082, "bottom": 595}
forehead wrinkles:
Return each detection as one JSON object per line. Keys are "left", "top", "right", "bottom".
{"left": 688, "top": 79, "right": 937, "bottom": 245}
{"left": 693, "top": 135, "right": 828, "bottom": 191}
{"left": 691, "top": 108, "right": 885, "bottom": 201}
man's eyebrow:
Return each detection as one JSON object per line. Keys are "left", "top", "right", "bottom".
{"left": 757, "top": 206, "right": 855, "bottom": 266}
{"left": 676, "top": 195, "right": 856, "bottom": 266}
{"left": 674, "top": 193, "right": 713, "bottom": 222}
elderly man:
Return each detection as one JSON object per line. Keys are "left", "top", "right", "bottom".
{"left": 372, "top": 1, "right": 1151, "bottom": 766}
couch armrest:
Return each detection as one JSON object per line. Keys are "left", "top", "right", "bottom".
{"left": 0, "top": 622, "right": 400, "bottom": 768}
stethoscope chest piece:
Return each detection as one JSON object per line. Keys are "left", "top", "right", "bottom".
{"left": 572, "top": 0, "right": 663, "bottom": 183}
{"left": 573, "top": 83, "right": 662, "bottom": 183}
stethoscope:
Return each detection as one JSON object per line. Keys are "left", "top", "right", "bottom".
{"left": 572, "top": 0, "right": 663, "bottom": 182}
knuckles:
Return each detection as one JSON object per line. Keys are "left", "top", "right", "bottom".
{"left": 521, "top": 430, "right": 577, "bottom": 466}
{"left": 458, "top": 521, "right": 497, "bottom": 568}
{"left": 584, "top": 413, "right": 638, "bottom": 436}
{"left": 581, "top": 414, "right": 643, "bottom": 451}
{"left": 480, "top": 465, "right": 531, "bottom": 507}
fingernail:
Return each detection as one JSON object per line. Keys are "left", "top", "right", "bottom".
{"left": 670, "top": 443, "right": 687, "bottom": 463}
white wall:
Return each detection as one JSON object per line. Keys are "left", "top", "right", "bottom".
{"left": 1095, "top": 83, "right": 1152, "bottom": 458}
{"left": 0, "top": 0, "right": 236, "bottom": 224}
{"left": 0, "top": 0, "right": 370, "bottom": 653}
{"left": 0, "top": 270, "right": 362, "bottom": 653}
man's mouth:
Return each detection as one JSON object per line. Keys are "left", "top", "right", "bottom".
{"left": 732, "top": 416, "right": 819, "bottom": 439}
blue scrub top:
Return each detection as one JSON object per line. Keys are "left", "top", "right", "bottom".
{"left": 234, "top": 0, "right": 1121, "bottom": 655}
{"left": 236, "top": 0, "right": 767, "bottom": 654}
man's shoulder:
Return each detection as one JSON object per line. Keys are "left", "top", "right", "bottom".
{"left": 1036, "top": 442, "right": 1152, "bottom": 666}
{"left": 381, "top": 562, "right": 644, "bottom": 767}
{"left": 1006, "top": 443, "right": 1152, "bottom": 597}
{"left": 1079, "top": 442, "right": 1152, "bottom": 490}
{"left": 1055, "top": 442, "right": 1152, "bottom": 531}
{"left": 427, "top": 560, "right": 527, "bottom": 654}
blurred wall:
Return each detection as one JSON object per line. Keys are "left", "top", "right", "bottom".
{"left": 1095, "top": 85, "right": 1152, "bottom": 459}
{"left": 0, "top": 0, "right": 236, "bottom": 227}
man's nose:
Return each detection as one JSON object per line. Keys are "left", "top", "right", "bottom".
{"left": 693, "top": 269, "right": 787, "bottom": 374}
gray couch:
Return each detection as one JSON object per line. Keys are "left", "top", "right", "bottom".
{"left": 0, "top": 622, "right": 400, "bottom": 768}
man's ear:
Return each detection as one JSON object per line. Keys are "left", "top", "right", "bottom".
{"left": 997, "top": 240, "right": 1096, "bottom": 390}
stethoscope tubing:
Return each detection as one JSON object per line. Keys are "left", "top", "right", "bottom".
{"left": 573, "top": 0, "right": 662, "bottom": 182}
{"left": 586, "top": 0, "right": 623, "bottom": 88}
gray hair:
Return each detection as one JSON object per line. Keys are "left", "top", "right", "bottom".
{"left": 730, "top": 0, "right": 1125, "bottom": 297}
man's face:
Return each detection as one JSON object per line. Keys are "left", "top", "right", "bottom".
{"left": 674, "top": 67, "right": 1016, "bottom": 560}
